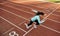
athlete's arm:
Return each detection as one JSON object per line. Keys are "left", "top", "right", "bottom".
{"left": 32, "top": 9, "right": 38, "bottom": 13}
{"left": 37, "top": 16, "right": 41, "bottom": 24}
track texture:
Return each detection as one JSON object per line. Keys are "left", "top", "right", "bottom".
{"left": 0, "top": 1, "right": 60, "bottom": 36}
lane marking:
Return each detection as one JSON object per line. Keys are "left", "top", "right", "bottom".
{"left": 47, "top": 18, "right": 60, "bottom": 24}
{"left": 5, "top": 2, "right": 60, "bottom": 13}
{"left": 1, "top": 2, "right": 60, "bottom": 16}
{"left": 1, "top": 3, "right": 60, "bottom": 22}
{"left": 0, "top": 16, "right": 27, "bottom": 33}
{"left": 1, "top": 8, "right": 60, "bottom": 25}
{"left": 23, "top": 27, "right": 34, "bottom": 36}
{"left": 1, "top": 9, "right": 29, "bottom": 21}
{"left": 52, "top": 14, "right": 60, "bottom": 17}
{"left": 1, "top": 8, "right": 60, "bottom": 34}
{"left": 1, "top": 5, "right": 60, "bottom": 36}
{"left": 3, "top": 20, "right": 26, "bottom": 35}
{"left": 40, "top": 25, "right": 60, "bottom": 33}
{"left": 1, "top": 4, "right": 33, "bottom": 15}
{"left": 40, "top": 6, "right": 60, "bottom": 21}
{"left": 3, "top": 27, "right": 14, "bottom": 34}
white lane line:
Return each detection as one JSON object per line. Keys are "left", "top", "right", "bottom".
{"left": 52, "top": 14, "right": 60, "bottom": 17}
{"left": 18, "top": 20, "right": 26, "bottom": 25}
{"left": 7, "top": 2, "right": 60, "bottom": 12}
{"left": 3, "top": 2, "right": 60, "bottom": 35}
{"left": 3, "top": 20, "right": 26, "bottom": 35}
{"left": 23, "top": 27, "right": 34, "bottom": 36}
{"left": 6, "top": 2, "right": 59, "bottom": 13}
{"left": 1, "top": 4, "right": 33, "bottom": 15}
{"left": 0, "top": 16, "right": 27, "bottom": 33}
{"left": 30, "top": 4, "right": 58, "bottom": 8}
{"left": 23, "top": 19, "right": 60, "bottom": 36}
{"left": 1, "top": 6, "right": 60, "bottom": 36}
{"left": 3, "top": 2, "right": 45, "bottom": 10}
{"left": 47, "top": 18, "right": 60, "bottom": 24}
{"left": 1, "top": 8, "right": 29, "bottom": 21}
{"left": 40, "top": 25, "right": 60, "bottom": 33}
{"left": 2, "top": 3, "right": 60, "bottom": 18}
{"left": 1, "top": 3, "right": 51, "bottom": 15}
{"left": 3, "top": 4, "right": 60, "bottom": 23}
{"left": 3, "top": 27, "right": 14, "bottom": 34}
{"left": 23, "top": 6, "right": 60, "bottom": 36}
{"left": 41, "top": 6, "right": 60, "bottom": 21}
{"left": 3, "top": 3, "right": 50, "bottom": 15}
{"left": 1, "top": 8, "right": 60, "bottom": 34}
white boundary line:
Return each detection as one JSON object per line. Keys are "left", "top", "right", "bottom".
{"left": 47, "top": 18, "right": 60, "bottom": 24}
{"left": 18, "top": 20, "right": 26, "bottom": 25}
{"left": 23, "top": 27, "right": 34, "bottom": 36}
{"left": 1, "top": 3, "right": 59, "bottom": 22}
{"left": 2, "top": 3, "right": 51, "bottom": 14}
{"left": 2, "top": 3, "right": 60, "bottom": 17}
{"left": 52, "top": 14, "right": 60, "bottom": 17}
{"left": 6, "top": 2, "right": 59, "bottom": 13}
{"left": 40, "top": 25, "right": 60, "bottom": 33}
{"left": 28, "top": 3, "right": 58, "bottom": 8}
{"left": 2, "top": 4, "right": 60, "bottom": 23}
{"left": 23, "top": 5, "right": 60, "bottom": 36}
{"left": 2, "top": 2, "right": 52, "bottom": 14}
{"left": 3, "top": 20, "right": 26, "bottom": 35}
{"left": 0, "top": 7, "right": 59, "bottom": 33}
{"left": 1, "top": 4, "right": 34, "bottom": 15}
{"left": 40, "top": 6, "right": 60, "bottom": 21}
{"left": 11, "top": 2, "right": 59, "bottom": 12}
{"left": 6, "top": 1, "right": 60, "bottom": 13}
{"left": 1, "top": 8, "right": 29, "bottom": 21}
{"left": 3, "top": 27, "right": 14, "bottom": 34}
{"left": 0, "top": 4, "right": 60, "bottom": 35}
{"left": 0, "top": 16, "right": 27, "bottom": 33}
{"left": 1, "top": 7, "right": 60, "bottom": 24}
{"left": 3, "top": 2, "right": 46, "bottom": 10}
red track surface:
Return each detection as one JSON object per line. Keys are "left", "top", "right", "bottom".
{"left": 0, "top": 1, "right": 60, "bottom": 36}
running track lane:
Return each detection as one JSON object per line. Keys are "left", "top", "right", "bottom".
{"left": 0, "top": 1, "right": 60, "bottom": 36}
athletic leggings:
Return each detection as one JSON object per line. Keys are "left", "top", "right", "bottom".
{"left": 28, "top": 20, "right": 39, "bottom": 26}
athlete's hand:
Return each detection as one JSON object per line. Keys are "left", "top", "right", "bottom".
{"left": 44, "top": 14, "right": 47, "bottom": 17}
{"left": 43, "top": 14, "right": 47, "bottom": 19}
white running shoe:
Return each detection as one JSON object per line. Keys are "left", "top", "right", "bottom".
{"left": 33, "top": 24, "right": 37, "bottom": 28}
{"left": 25, "top": 23, "right": 32, "bottom": 29}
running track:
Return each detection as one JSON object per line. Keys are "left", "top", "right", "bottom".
{"left": 0, "top": 1, "right": 60, "bottom": 36}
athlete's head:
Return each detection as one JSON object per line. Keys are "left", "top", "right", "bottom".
{"left": 36, "top": 11, "right": 44, "bottom": 15}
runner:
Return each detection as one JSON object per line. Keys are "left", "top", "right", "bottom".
{"left": 25, "top": 9, "right": 46, "bottom": 29}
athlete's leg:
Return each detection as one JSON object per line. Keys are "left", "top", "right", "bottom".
{"left": 25, "top": 20, "right": 33, "bottom": 29}
{"left": 35, "top": 20, "right": 40, "bottom": 25}
{"left": 28, "top": 20, "right": 33, "bottom": 26}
